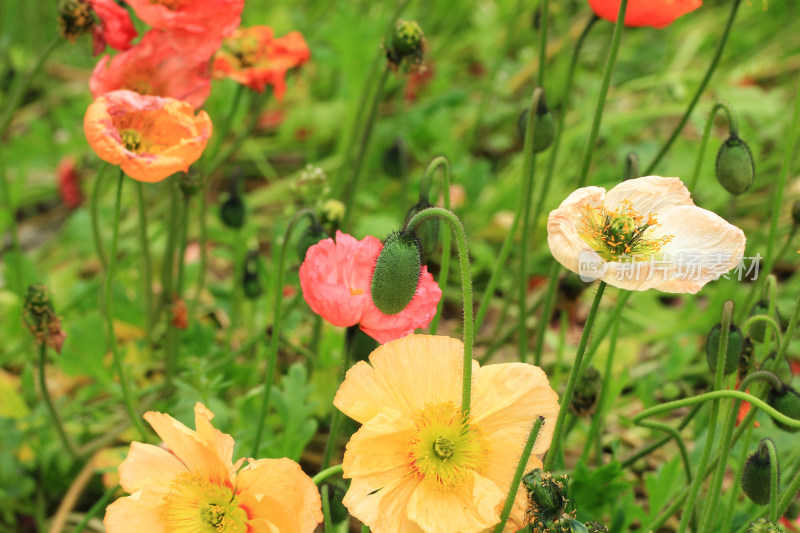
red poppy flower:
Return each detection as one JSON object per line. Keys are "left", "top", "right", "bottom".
{"left": 88, "top": 0, "right": 138, "bottom": 54}
{"left": 587, "top": 0, "right": 702, "bottom": 28}
{"left": 213, "top": 27, "right": 310, "bottom": 99}
{"left": 90, "top": 30, "right": 212, "bottom": 110}
{"left": 57, "top": 156, "right": 83, "bottom": 209}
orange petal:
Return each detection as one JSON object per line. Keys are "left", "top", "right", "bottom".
{"left": 103, "top": 488, "right": 166, "bottom": 533}
{"left": 118, "top": 441, "right": 186, "bottom": 494}
{"left": 342, "top": 408, "right": 415, "bottom": 479}
{"left": 343, "top": 474, "right": 423, "bottom": 533}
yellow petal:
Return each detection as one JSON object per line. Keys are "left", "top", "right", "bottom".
{"left": 118, "top": 442, "right": 186, "bottom": 495}
{"left": 342, "top": 408, "right": 415, "bottom": 478}
{"left": 343, "top": 474, "right": 423, "bottom": 533}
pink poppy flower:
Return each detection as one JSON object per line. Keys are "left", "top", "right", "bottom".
{"left": 88, "top": 0, "right": 138, "bottom": 54}
{"left": 90, "top": 30, "right": 212, "bottom": 110}
{"left": 299, "top": 231, "right": 442, "bottom": 344}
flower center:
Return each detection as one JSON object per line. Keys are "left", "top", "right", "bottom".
{"left": 349, "top": 287, "right": 364, "bottom": 297}
{"left": 162, "top": 472, "right": 248, "bottom": 533}
{"left": 577, "top": 200, "right": 673, "bottom": 262}
{"left": 120, "top": 129, "right": 143, "bottom": 153}
{"left": 228, "top": 36, "right": 262, "bottom": 68}
{"left": 408, "top": 402, "right": 487, "bottom": 489}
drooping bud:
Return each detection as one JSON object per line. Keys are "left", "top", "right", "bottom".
{"left": 220, "top": 171, "right": 245, "bottom": 229}
{"left": 297, "top": 223, "right": 329, "bottom": 261}
{"left": 741, "top": 438, "right": 779, "bottom": 506}
{"left": 569, "top": 366, "right": 601, "bottom": 417}
{"left": 705, "top": 323, "right": 744, "bottom": 375}
{"left": 749, "top": 300, "right": 782, "bottom": 343}
{"left": 387, "top": 20, "right": 425, "bottom": 72}
{"left": 746, "top": 518, "right": 787, "bottom": 533}
{"left": 23, "top": 284, "right": 66, "bottom": 353}
{"left": 382, "top": 137, "right": 410, "bottom": 179}
{"left": 767, "top": 385, "right": 800, "bottom": 433}
{"left": 58, "top": 0, "right": 94, "bottom": 43}
{"left": 405, "top": 201, "right": 439, "bottom": 257}
{"left": 716, "top": 135, "right": 755, "bottom": 195}
{"left": 370, "top": 231, "right": 422, "bottom": 315}
{"left": 585, "top": 522, "right": 609, "bottom": 533}
{"left": 522, "top": 469, "right": 566, "bottom": 515}
{"left": 242, "top": 251, "right": 263, "bottom": 300}
{"left": 517, "top": 94, "right": 556, "bottom": 153}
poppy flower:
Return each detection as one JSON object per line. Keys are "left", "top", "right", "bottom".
{"left": 84, "top": 90, "right": 212, "bottom": 183}
{"left": 213, "top": 26, "right": 311, "bottom": 99}
{"left": 334, "top": 334, "right": 560, "bottom": 532}
{"left": 90, "top": 29, "right": 212, "bottom": 110}
{"left": 57, "top": 156, "right": 83, "bottom": 209}
{"left": 547, "top": 176, "right": 745, "bottom": 293}
{"left": 88, "top": 0, "right": 138, "bottom": 54}
{"left": 299, "top": 231, "right": 442, "bottom": 344}
{"left": 587, "top": 0, "right": 702, "bottom": 28}
{"left": 124, "top": 0, "right": 244, "bottom": 56}
{"left": 104, "top": 402, "right": 323, "bottom": 533}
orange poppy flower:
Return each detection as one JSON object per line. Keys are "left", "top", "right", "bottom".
{"left": 84, "top": 90, "right": 212, "bottom": 183}
{"left": 587, "top": 0, "right": 702, "bottom": 28}
{"left": 213, "top": 27, "right": 310, "bottom": 99}
{"left": 104, "top": 402, "right": 323, "bottom": 533}
{"left": 91, "top": 30, "right": 212, "bottom": 110}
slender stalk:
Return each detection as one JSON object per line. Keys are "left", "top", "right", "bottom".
{"left": 621, "top": 403, "right": 701, "bottom": 468}
{"left": 105, "top": 171, "right": 147, "bottom": 439}
{"left": 312, "top": 464, "right": 344, "bottom": 485}
{"left": 0, "top": 35, "right": 61, "bottom": 139}
{"left": 209, "top": 84, "right": 244, "bottom": 159}
{"left": 0, "top": 151, "right": 24, "bottom": 295}
{"left": 637, "top": 419, "right": 693, "bottom": 484}
{"left": 69, "top": 485, "right": 118, "bottom": 533}
{"left": 543, "top": 281, "right": 607, "bottom": 471}
{"left": 321, "top": 485, "right": 334, "bottom": 532}
{"left": 532, "top": 261, "right": 559, "bottom": 367}
{"left": 192, "top": 182, "right": 209, "bottom": 320}
{"left": 135, "top": 182, "right": 154, "bottom": 342}
{"left": 252, "top": 209, "right": 319, "bottom": 457}
{"left": 493, "top": 416, "right": 545, "bottom": 533}
{"left": 37, "top": 343, "right": 78, "bottom": 458}
{"left": 341, "top": 67, "right": 391, "bottom": 229}
{"left": 155, "top": 185, "right": 179, "bottom": 327}
{"left": 321, "top": 325, "right": 358, "bottom": 469}
{"left": 537, "top": 0, "right": 549, "bottom": 88}
{"left": 361, "top": 526, "right": 370, "bottom": 533}
{"left": 405, "top": 208, "right": 473, "bottom": 416}
{"left": 581, "top": 319, "right": 619, "bottom": 465}
{"left": 422, "top": 157, "right": 452, "bottom": 335}
{"left": 688, "top": 102, "right": 737, "bottom": 192}
{"left": 575, "top": 0, "right": 628, "bottom": 188}
{"left": 644, "top": 0, "right": 743, "bottom": 175}
{"left": 624, "top": 151, "right": 639, "bottom": 181}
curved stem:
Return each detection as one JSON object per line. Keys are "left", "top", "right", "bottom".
{"left": 252, "top": 209, "right": 319, "bottom": 457}
{"left": 621, "top": 403, "right": 701, "bottom": 468}
{"left": 421, "top": 157, "right": 452, "bottom": 335}
{"left": 135, "top": 182, "right": 154, "bottom": 343}
{"left": 405, "top": 207, "right": 473, "bottom": 416}
{"left": 764, "top": 439, "right": 779, "bottom": 523}
{"left": 38, "top": 343, "right": 78, "bottom": 458}
{"left": 644, "top": 0, "right": 742, "bottom": 175}
{"left": 543, "top": 281, "right": 607, "bottom": 471}
{"left": 743, "top": 315, "right": 782, "bottom": 349}
{"left": 493, "top": 416, "right": 545, "bottom": 533}
{"left": 89, "top": 165, "right": 109, "bottom": 272}
{"left": 636, "top": 419, "right": 692, "bottom": 483}
{"left": 624, "top": 151, "right": 639, "bottom": 181}
{"left": 322, "top": 325, "right": 358, "bottom": 470}
{"left": 688, "top": 101, "right": 738, "bottom": 192}
{"left": 312, "top": 464, "right": 344, "bottom": 485}
{"left": 105, "top": 171, "right": 147, "bottom": 439}
{"left": 575, "top": 0, "right": 628, "bottom": 188}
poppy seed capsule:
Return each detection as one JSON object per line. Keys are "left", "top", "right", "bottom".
{"left": 767, "top": 386, "right": 800, "bottom": 433}
{"left": 405, "top": 201, "right": 439, "bottom": 257}
{"left": 746, "top": 518, "right": 787, "bottom": 533}
{"left": 517, "top": 98, "right": 556, "bottom": 153}
{"left": 570, "top": 366, "right": 601, "bottom": 417}
{"left": 297, "top": 224, "right": 329, "bottom": 261}
{"left": 741, "top": 438, "right": 778, "bottom": 506}
{"left": 716, "top": 135, "right": 755, "bottom": 195}
{"left": 370, "top": 232, "right": 421, "bottom": 315}
{"left": 705, "top": 323, "right": 744, "bottom": 375}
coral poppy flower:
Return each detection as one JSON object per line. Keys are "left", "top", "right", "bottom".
{"left": 91, "top": 30, "right": 212, "bottom": 110}
{"left": 587, "top": 0, "right": 702, "bottom": 28}
{"left": 57, "top": 156, "right": 83, "bottom": 209}
{"left": 334, "top": 335, "right": 560, "bottom": 532}
{"left": 104, "top": 402, "right": 323, "bottom": 533}
{"left": 300, "top": 231, "right": 441, "bottom": 344}
{"left": 124, "top": 0, "right": 244, "bottom": 56}
{"left": 88, "top": 0, "right": 138, "bottom": 54}
{"left": 212, "top": 27, "right": 311, "bottom": 99}
{"left": 547, "top": 176, "right": 745, "bottom": 293}
{"left": 84, "top": 90, "right": 212, "bottom": 183}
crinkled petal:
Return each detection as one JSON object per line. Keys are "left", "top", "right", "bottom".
{"left": 117, "top": 441, "right": 187, "bottom": 495}
{"left": 604, "top": 176, "right": 694, "bottom": 217}
{"left": 103, "top": 488, "right": 166, "bottom": 533}
{"left": 407, "top": 473, "right": 504, "bottom": 533}
{"left": 343, "top": 474, "right": 423, "bottom": 533}
{"left": 342, "top": 408, "right": 415, "bottom": 478}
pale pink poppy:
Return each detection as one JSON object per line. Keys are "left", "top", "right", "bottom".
{"left": 547, "top": 176, "right": 746, "bottom": 293}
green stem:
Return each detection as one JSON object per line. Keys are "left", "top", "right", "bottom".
{"left": 341, "top": 67, "right": 391, "bottom": 229}
{"left": 0, "top": 35, "right": 61, "bottom": 139}
{"left": 209, "top": 84, "right": 244, "bottom": 160}
{"left": 252, "top": 209, "right": 319, "bottom": 457}
{"left": 69, "top": 485, "right": 119, "bottom": 533}
{"left": 492, "top": 416, "right": 545, "bottom": 533}
{"left": 624, "top": 151, "right": 639, "bottom": 181}
{"left": 37, "top": 343, "right": 78, "bottom": 458}
{"left": 644, "top": 0, "right": 742, "bottom": 175}
{"left": 105, "top": 171, "right": 147, "bottom": 439}
{"left": 192, "top": 179, "right": 209, "bottom": 321}
{"left": 543, "top": 281, "right": 607, "bottom": 471}
{"left": 765, "top": 439, "right": 779, "bottom": 523}
{"left": 321, "top": 485, "right": 334, "bottom": 532}
{"left": 537, "top": 0, "right": 549, "bottom": 88}
{"left": 688, "top": 102, "right": 737, "bottom": 192}
{"left": 206, "top": 89, "right": 270, "bottom": 178}
{"left": 361, "top": 526, "right": 370, "bottom": 533}
{"left": 636, "top": 419, "right": 693, "bottom": 484}
{"left": 404, "top": 208, "right": 474, "bottom": 416}
{"left": 575, "top": 0, "right": 628, "bottom": 188}
{"left": 583, "top": 290, "right": 632, "bottom": 372}
{"left": 621, "top": 403, "right": 701, "bottom": 468}
{"left": 743, "top": 315, "right": 782, "bottom": 349}
{"left": 227, "top": 227, "right": 246, "bottom": 351}
{"left": 0, "top": 150, "right": 24, "bottom": 295}
{"left": 581, "top": 319, "right": 619, "bottom": 465}
{"left": 532, "top": 261, "right": 560, "bottom": 367}
{"left": 421, "top": 157, "right": 452, "bottom": 335}
{"left": 312, "top": 464, "right": 344, "bottom": 485}
{"left": 135, "top": 182, "right": 154, "bottom": 342}
{"left": 90, "top": 165, "right": 109, "bottom": 272}
{"left": 321, "top": 325, "right": 358, "bottom": 470}
{"left": 156, "top": 185, "right": 179, "bottom": 329}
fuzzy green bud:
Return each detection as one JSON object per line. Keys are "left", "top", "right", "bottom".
{"left": 405, "top": 201, "right": 439, "bottom": 257}
{"left": 387, "top": 20, "right": 425, "bottom": 72}
{"left": 747, "top": 518, "right": 787, "bottom": 533}
{"left": 370, "top": 232, "right": 421, "bottom": 315}
{"left": 767, "top": 386, "right": 800, "bottom": 433}
{"left": 297, "top": 224, "right": 328, "bottom": 261}
{"left": 716, "top": 135, "right": 755, "bottom": 195}
{"left": 741, "top": 438, "right": 778, "bottom": 506}
{"left": 23, "top": 284, "right": 66, "bottom": 353}
{"left": 517, "top": 95, "right": 556, "bottom": 153}
{"left": 749, "top": 300, "right": 782, "bottom": 344}
{"left": 569, "top": 366, "right": 601, "bottom": 417}
{"left": 705, "top": 323, "right": 744, "bottom": 375}
{"left": 242, "top": 251, "right": 262, "bottom": 300}
{"left": 220, "top": 173, "right": 245, "bottom": 229}
{"left": 523, "top": 468, "right": 566, "bottom": 515}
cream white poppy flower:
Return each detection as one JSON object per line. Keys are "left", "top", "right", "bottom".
{"left": 547, "top": 176, "right": 746, "bottom": 293}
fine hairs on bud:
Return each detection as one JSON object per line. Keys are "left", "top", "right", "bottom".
{"left": 767, "top": 385, "right": 800, "bottom": 433}
{"left": 716, "top": 134, "right": 755, "bottom": 195}
{"left": 370, "top": 231, "right": 422, "bottom": 316}
{"left": 705, "top": 323, "right": 744, "bottom": 375}
{"left": 741, "top": 438, "right": 779, "bottom": 506}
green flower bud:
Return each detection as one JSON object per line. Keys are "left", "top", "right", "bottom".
{"left": 705, "top": 323, "right": 744, "bottom": 375}
{"left": 522, "top": 468, "right": 566, "bottom": 515}
{"left": 405, "top": 201, "right": 439, "bottom": 257}
{"left": 179, "top": 172, "right": 202, "bottom": 197}
{"left": 297, "top": 223, "right": 329, "bottom": 261}
{"left": 370, "top": 232, "right": 421, "bottom": 315}
{"left": 761, "top": 352, "right": 792, "bottom": 384}
{"left": 741, "top": 438, "right": 779, "bottom": 506}
{"left": 716, "top": 135, "right": 755, "bottom": 195}
{"left": 584, "top": 522, "right": 609, "bottom": 533}
{"left": 747, "top": 518, "right": 787, "bottom": 533}
{"left": 58, "top": 0, "right": 94, "bottom": 43}
{"left": 220, "top": 173, "right": 245, "bottom": 229}
{"left": 387, "top": 20, "right": 425, "bottom": 72}
{"left": 767, "top": 386, "right": 800, "bottom": 433}
{"left": 23, "top": 284, "right": 66, "bottom": 353}
{"left": 242, "top": 251, "right": 262, "bottom": 300}
{"left": 517, "top": 95, "right": 556, "bottom": 153}
{"left": 749, "top": 300, "right": 782, "bottom": 344}
{"left": 569, "top": 366, "right": 601, "bottom": 417}
{"left": 383, "top": 137, "right": 410, "bottom": 179}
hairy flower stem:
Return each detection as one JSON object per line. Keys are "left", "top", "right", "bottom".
{"left": 422, "top": 157, "right": 452, "bottom": 335}
{"left": 621, "top": 403, "right": 701, "bottom": 468}
{"left": 493, "top": 416, "right": 545, "bottom": 533}
{"left": 155, "top": 185, "right": 179, "bottom": 329}
{"left": 543, "top": 281, "right": 606, "bottom": 471}
{"left": 252, "top": 209, "right": 319, "bottom": 457}
{"left": 581, "top": 320, "right": 618, "bottom": 465}
{"left": 38, "top": 343, "right": 78, "bottom": 459}
{"left": 135, "top": 182, "right": 154, "bottom": 343}
{"left": 405, "top": 207, "right": 474, "bottom": 416}
{"left": 105, "top": 171, "right": 147, "bottom": 439}
{"left": 321, "top": 325, "right": 358, "bottom": 470}
{"left": 321, "top": 485, "right": 334, "bottom": 532}
{"left": 312, "top": 464, "right": 344, "bottom": 485}
{"left": 688, "top": 102, "right": 737, "bottom": 192}
{"left": 644, "top": 0, "right": 742, "bottom": 175}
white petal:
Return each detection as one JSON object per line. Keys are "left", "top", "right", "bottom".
{"left": 604, "top": 176, "right": 694, "bottom": 216}
{"left": 547, "top": 186, "right": 606, "bottom": 280}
